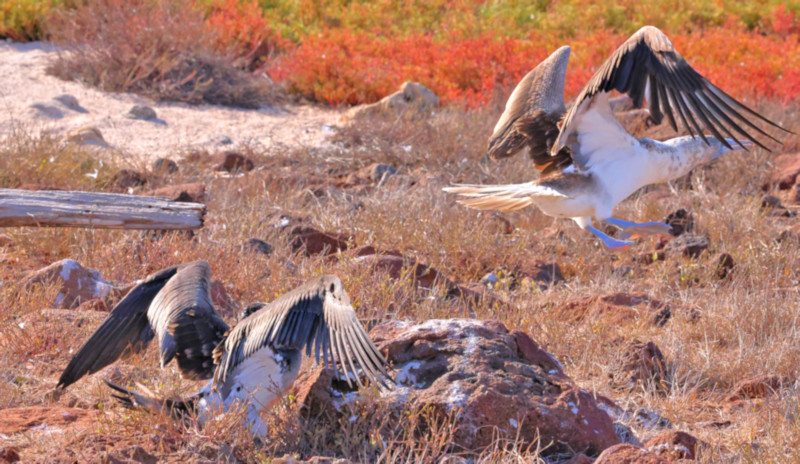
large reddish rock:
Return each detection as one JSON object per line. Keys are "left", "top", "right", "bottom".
{"left": 594, "top": 444, "right": 669, "bottom": 463}
{"left": 22, "top": 259, "right": 119, "bottom": 308}
{"left": 371, "top": 319, "right": 619, "bottom": 455}
{"left": 644, "top": 431, "right": 700, "bottom": 460}
{"left": 0, "top": 407, "right": 95, "bottom": 435}
{"left": 292, "top": 320, "right": 618, "bottom": 456}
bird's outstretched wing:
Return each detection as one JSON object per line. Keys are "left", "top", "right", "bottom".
{"left": 157, "top": 261, "right": 229, "bottom": 380}
{"left": 58, "top": 261, "right": 229, "bottom": 389}
{"left": 488, "top": 46, "right": 573, "bottom": 175}
{"left": 553, "top": 25, "right": 789, "bottom": 157}
{"left": 213, "top": 275, "right": 390, "bottom": 389}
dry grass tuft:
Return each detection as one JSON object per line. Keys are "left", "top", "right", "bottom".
{"left": 45, "top": 0, "right": 280, "bottom": 108}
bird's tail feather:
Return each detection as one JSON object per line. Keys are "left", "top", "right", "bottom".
{"left": 103, "top": 380, "right": 196, "bottom": 420}
{"left": 443, "top": 182, "right": 566, "bottom": 213}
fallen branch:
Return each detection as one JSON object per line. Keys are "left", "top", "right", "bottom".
{"left": 0, "top": 189, "right": 205, "bottom": 230}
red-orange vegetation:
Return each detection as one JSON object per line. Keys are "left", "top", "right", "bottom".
{"left": 269, "top": 27, "right": 800, "bottom": 107}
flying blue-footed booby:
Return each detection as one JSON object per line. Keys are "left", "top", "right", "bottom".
{"left": 445, "top": 26, "right": 791, "bottom": 248}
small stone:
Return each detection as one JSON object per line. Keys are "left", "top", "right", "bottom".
{"left": 636, "top": 251, "right": 666, "bottom": 266}
{"left": 486, "top": 212, "right": 514, "bottom": 235}
{"left": 613, "top": 265, "right": 635, "bottom": 278}
{"left": 31, "top": 103, "right": 63, "bottom": 119}
{"left": 125, "top": 105, "right": 157, "bottom": 121}
{"left": 0, "top": 446, "right": 20, "bottom": 463}
{"left": 521, "top": 261, "right": 565, "bottom": 290}
{"left": 54, "top": 94, "right": 86, "bottom": 112}
{"left": 664, "top": 209, "right": 694, "bottom": 236}
{"left": 342, "top": 81, "right": 439, "bottom": 121}
{"left": 714, "top": 252, "right": 735, "bottom": 279}
{"left": 760, "top": 195, "right": 795, "bottom": 217}
{"left": 65, "top": 126, "right": 108, "bottom": 147}
{"left": 766, "top": 153, "right": 800, "bottom": 190}
{"left": 110, "top": 169, "right": 147, "bottom": 190}
{"left": 761, "top": 195, "right": 782, "bottom": 209}
{"left": 243, "top": 238, "right": 273, "bottom": 256}
{"left": 152, "top": 157, "right": 179, "bottom": 174}
{"left": 218, "top": 135, "right": 233, "bottom": 145}
{"left": 645, "top": 431, "right": 700, "bottom": 460}
{"left": 614, "top": 341, "right": 669, "bottom": 392}
{"left": 594, "top": 444, "right": 669, "bottom": 464}
{"left": 289, "top": 226, "right": 350, "bottom": 256}
{"left": 22, "top": 259, "right": 118, "bottom": 309}
{"left": 726, "top": 374, "right": 783, "bottom": 401}
{"left": 214, "top": 151, "right": 254, "bottom": 173}
{"left": 563, "top": 454, "right": 594, "bottom": 464}
{"left": 369, "top": 163, "right": 397, "bottom": 182}
{"left": 152, "top": 183, "right": 204, "bottom": 203}
{"left": 664, "top": 234, "right": 709, "bottom": 259}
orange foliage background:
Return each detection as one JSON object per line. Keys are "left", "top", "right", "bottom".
{"left": 269, "top": 24, "right": 800, "bottom": 107}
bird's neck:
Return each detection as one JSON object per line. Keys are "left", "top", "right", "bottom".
{"left": 641, "top": 136, "right": 720, "bottom": 184}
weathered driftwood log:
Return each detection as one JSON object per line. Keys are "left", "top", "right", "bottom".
{"left": 0, "top": 189, "right": 205, "bottom": 229}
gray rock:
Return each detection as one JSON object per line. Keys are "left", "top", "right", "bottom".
{"left": 54, "top": 94, "right": 87, "bottom": 113}
{"left": 152, "top": 157, "right": 179, "bottom": 175}
{"left": 31, "top": 103, "right": 63, "bottom": 119}
{"left": 664, "top": 234, "right": 710, "bottom": 259}
{"left": 125, "top": 105, "right": 158, "bottom": 121}
{"left": 342, "top": 81, "right": 439, "bottom": 121}
{"left": 369, "top": 163, "right": 397, "bottom": 181}
{"left": 64, "top": 126, "right": 108, "bottom": 147}
{"left": 243, "top": 238, "right": 273, "bottom": 256}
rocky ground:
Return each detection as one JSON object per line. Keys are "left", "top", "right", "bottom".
{"left": 1, "top": 39, "right": 800, "bottom": 463}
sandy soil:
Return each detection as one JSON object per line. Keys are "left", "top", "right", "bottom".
{"left": 0, "top": 41, "right": 342, "bottom": 163}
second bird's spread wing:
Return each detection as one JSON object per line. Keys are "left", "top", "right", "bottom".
{"left": 213, "top": 275, "right": 390, "bottom": 389}
{"left": 487, "top": 46, "right": 573, "bottom": 175}
{"left": 153, "top": 261, "right": 229, "bottom": 380}
{"left": 553, "top": 25, "right": 787, "bottom": 160}
{"left": 58, "top": 261, "right": 229, "bottom": 389}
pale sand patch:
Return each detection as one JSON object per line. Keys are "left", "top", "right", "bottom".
{"left": 0, "top": 41, "right": 342, "bottom": 163}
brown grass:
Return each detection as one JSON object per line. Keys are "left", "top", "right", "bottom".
{"left": 1, "top": 100, "right": 799, "bottom": 462}
{"left": 44, "top": 0, "right": 280, "bottom": 108}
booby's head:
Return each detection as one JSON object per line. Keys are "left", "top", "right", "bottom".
{"left": 239, "top": 302, "right": 267, "bottom": 321}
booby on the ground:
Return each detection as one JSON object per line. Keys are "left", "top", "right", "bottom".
{"left": 57, "top": 261, "right": 391, "bottom": 437}
{"left": 445, "top": 26, "right": 791, "bottom": 248}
